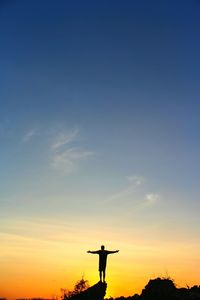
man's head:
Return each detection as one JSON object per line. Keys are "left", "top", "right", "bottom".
{"left": 101, "top": 245, "right": 105, "bottom": 250}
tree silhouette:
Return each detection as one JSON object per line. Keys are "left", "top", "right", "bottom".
{"left": 61, "top": 277, "right": 89, "bottom": 300}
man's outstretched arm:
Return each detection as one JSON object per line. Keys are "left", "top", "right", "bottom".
{"left": 107, "top": 250, "right": 119, "bottom": 254}
{"left": 87, "top": 250, "right": 99, "bottom": 254}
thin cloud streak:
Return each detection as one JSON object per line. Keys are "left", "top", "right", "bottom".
{"left": 51, "top": 148, "right": 93, "bottom": 173}
{"left": 104, "top": 175, "right": 144, "bottom": 203}
{"left": 126, "top": 175, "right": 145, "bottom": 186}
{"left": 50, "top": 128, "right": 93, "bottom": 174}
{"left": 22, "top": 128, "right": 38, "bottom": 142}
{"left": 104, "top": 175, "right": 161, "bottom": 209}
{"left": 145, "top": 193, "right": 161, "bottom": 205}
{"left": 51, "top": 128, "right": 79, "bottom": 150}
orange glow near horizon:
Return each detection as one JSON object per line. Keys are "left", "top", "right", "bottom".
{"left": 1, "top": 217, "right": 200, "bottom": 299}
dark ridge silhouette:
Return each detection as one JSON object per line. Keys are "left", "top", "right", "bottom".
{"left": 176, "top": 285, "right": 200, "bottom": 300}
{"left": 114, "top": 278, "right": 200, "bottom": 300}
{"left": 2, "top": 277, "right": 200, "bottom": 300}
{"left": 63, "top": 281, "right": 107, "bottom": 300}
{"left": 15, "top": 298, "right": 54, "bottom": 300}
{"left": 140, "top": 277, "right": 176, "bottom": 300}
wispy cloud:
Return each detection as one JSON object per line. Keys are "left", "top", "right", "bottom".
{"left": 51, "top": 148, "right": 93, "bottom": 173}
{"left": 50, "top": 128, "right": 93, "bottom": 174}
{"left": 126, "top": 175, "right": 145, "bottom": 186}
{"left": 145, "top": 193, "right": 160, "bottom": 205}
{"left": 104, "top": 176, "right": 161, "bottom": 209}
{"left": 51, "top": 128, "right": 79, "bottom": 150}
{"left": 105, "top": 175, "right": 144, "bottom": 203}
{"left": 22, "top": 128, "right": 38, "bottom": 142}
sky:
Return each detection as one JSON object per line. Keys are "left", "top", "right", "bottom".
{"left": 1, "top": 0, "right": 200, "bottom": 298}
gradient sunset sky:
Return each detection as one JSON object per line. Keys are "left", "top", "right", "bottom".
{"left": 1, "top": 0, "right": 200, "bottom": 298}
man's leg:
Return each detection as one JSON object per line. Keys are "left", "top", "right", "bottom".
{"left": 103, "top": 270, "right": 106, "bottom": 282}
{"left": 99, "top": 271, "right": 102, "bottom": 282}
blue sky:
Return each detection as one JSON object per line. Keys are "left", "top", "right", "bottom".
{"left": 1, "top": 0, "right": 200, "bottom": 297}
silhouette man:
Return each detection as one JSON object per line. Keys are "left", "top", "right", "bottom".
{"left": 87, "top": 245, "right": 119, "bottom": 282}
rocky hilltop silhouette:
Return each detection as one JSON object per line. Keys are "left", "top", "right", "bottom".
{"left": 63, "top": 281, "right": 107, "bottom": 300}
{"left": 115, "top": 278, "right": 200, "bottom": 300}
{"left": 62, "top": 278, "right": 200, "bottom": 300}
{"left": 5, "top": 278, "right": 200, "bottom": 300}
{"left": 140, "top": 277, "right": 176, "bottom": 300}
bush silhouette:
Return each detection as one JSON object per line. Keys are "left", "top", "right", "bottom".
{"left": 61, "top": 279, "right": 107, "bottom": 300}
{"left": 140, "top": 277, "right": 176, "bottom": 300}
{"left": 61, "top": 278, "right": 89, "bottom": 300}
